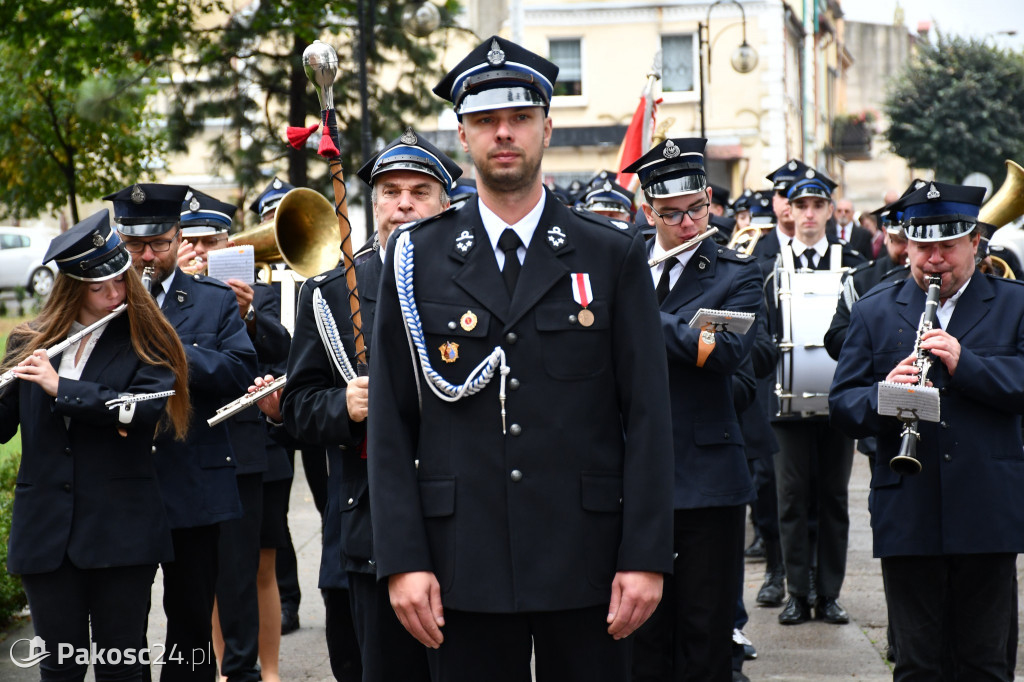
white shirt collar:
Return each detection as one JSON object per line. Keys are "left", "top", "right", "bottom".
{"left": 791, "top": 234, "right": 829, "bottom": 258}
{"left": 156, "top": 270, "right": 176, "bottom": 308}
{"left": 775, "top": 227, "right": 791, "bottom": 249}
{"left": 478, "top": 193, "right": 547, "bottom": 267}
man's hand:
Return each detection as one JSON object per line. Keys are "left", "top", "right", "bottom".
{"left": 920, "top": 328, "right": 961, "bottom": 376}
{"left": 606, "top": 570, "right": 663, "bottom": 640}
{"left": 388, "top": 571, "right": 445, "bottom": 648}
{"left": 885, "top": 353, "right": 921, "bottom": 385}
{"left": 250, "top": 374, "right": 282, "bottom": 421}
{"left": 226, "top": 280, "right": 255, "bottom": 320}
{"left": 177, "top": 241, "right": 204, "bottom": 275}
{"left": 346, "top": 376, "right": 369, "bottom": 422}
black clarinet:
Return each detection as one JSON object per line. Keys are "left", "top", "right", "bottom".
{"left": 889, "top": 275, "right": 943, "bottom": 475}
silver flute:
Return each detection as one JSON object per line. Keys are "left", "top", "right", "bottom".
{"left": 0, "top": 303, "right": 128, "bottom": 390}
{"left": 648, "top": 227, "right": 720, "bottom": 267}
{"left": 208, "top": 375, "right": 287, "bottom": 427}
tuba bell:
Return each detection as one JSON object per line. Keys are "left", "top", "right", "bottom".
{"left": 726, "top": 224, "right": 764, "bottom": 255}
{"left": 979, "top": 160, "right": 1024, "bottom": 229}
{"left": 232, "top": 188, "right": 341, "bottom": 279}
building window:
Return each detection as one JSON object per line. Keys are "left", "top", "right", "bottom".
{"left": 662, "top": 34, "right": 695, "bottom": 93}
{"left": 549, "top": 38, "right": 582, "bottom": 97}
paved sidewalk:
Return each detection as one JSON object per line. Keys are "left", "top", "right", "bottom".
{"left": 2, "top": 453, "right": 1022, "bottom": 680}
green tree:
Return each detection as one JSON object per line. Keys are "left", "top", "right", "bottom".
{"left": 884, "top": 33, "right": 1024, "bottom": 185}
{"left": 0, "top": 2, "right": 205, "bottom": 223}
{"left": 168, "top": 0, "right": 464, "bottom": 217}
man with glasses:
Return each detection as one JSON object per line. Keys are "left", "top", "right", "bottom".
{"left": 106, "top": 183, "right": 257, "bottom": 682}
{"left": 622, "top": 138, "right": 762, "bottom": 682}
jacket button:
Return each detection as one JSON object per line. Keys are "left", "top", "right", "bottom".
{"left": 941, "top": 421, "right": 949, "bottom": 429}
{"left": 448, "top": 321, "right": 457, "bottom": 330}
{"left": 723, "top": 432, "right": 731, "bottom": 440}
{"left": 348, "top": 498, "right": 355, "bottom": 505}
{"left": 510, "top": 469, "right": 523, "bottom": 482}
{"left": 368, "top": 559, "right": 375, "bottom": 566}
{"left": 226, "top": 456, "right": 232, "bottom": 462}
{"left": 505, "top": 332, "right": 518, "bottom": 345}
{"left": 943, "top": 453, "right": 952, "bottom": 462}
{"left": 62, "top": 483, "right": 71, "bottom": 492}
{"left": 76, "top": 397, "right": 82, "bottom": 403}
{"left": 64, "top": 447, "right": 71, "bottom": 455}
{"left": 509, "top": 378, "right": 520, "bottom": 391}
{"left": 509, "top": 424, "right": 522, "bottom": 436}
{"left": 152, "top": 446, "right": 157, "bottom": 454}
{"left": 568, "top": 314, "right": 577, "bottom": 324}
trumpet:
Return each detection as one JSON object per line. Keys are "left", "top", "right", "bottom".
{"left": 0, "top": 304, "right": 128, "bottom": 390}
{"left": 648, "top": 227, "right": 720, "bottom": 267}
{"left": 208, "top": 375, "right": 287, "bottom": 427}
{"left": 889, "top": 275, "right": 942, "bottom": 475}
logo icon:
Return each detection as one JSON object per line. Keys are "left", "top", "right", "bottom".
{"left": 10, "top": 636, "right": 50, "bottom": 668}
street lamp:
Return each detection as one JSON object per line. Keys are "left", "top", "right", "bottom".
{"left": 697, "top": 0, "right": 759, "bottom": 140}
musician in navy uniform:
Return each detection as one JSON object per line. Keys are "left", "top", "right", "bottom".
{"left": 177, "top": 189, "right": 291, "bottom": 682}
{"left": 367, "top": 36, "right": 673, "bottom": 682}
{"left": 108, "top": 183, "right": 257, "bottom": 682}
{"left": 0, "top": 211, "right": 191, "bottom": 681}
{"left": 621, "top": 138, "right": 761, "bottom": 682}
{"left": 767, "top": 170, "right": 865, "bottom": 626}
{"left": 279, "top": 127, "right": 460, "bottom": 681}
{"left": 579, "top": 171, "right": 635, "bottom": 223}
{"left": 751, "top": 160, "right": 807, "bottom": 276}
{"left": 830, "top": 181, "right": 1024, "bottom": 681}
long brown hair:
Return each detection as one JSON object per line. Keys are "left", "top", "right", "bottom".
{"left": 1, "top": 268, "right": 192, "bottom": 439}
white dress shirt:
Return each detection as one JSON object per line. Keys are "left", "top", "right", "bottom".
{"left": 479, "top": 193, "right": 546, "bottom": 269}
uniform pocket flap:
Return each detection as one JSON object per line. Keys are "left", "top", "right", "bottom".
{"left": 418, "top": 476, "right": 456, "bottom": 518}
{"left": 581, "top": 472, "right": 623, "bottom": 512}
{"left": 419, "top": 301, "right": 490, "bottom": 337}
{"left": 694, "top": 421, "right": 743, "bottom": 446}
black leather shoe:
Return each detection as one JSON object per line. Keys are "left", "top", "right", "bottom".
{"left": 756, "top": 567, "right": 785, "bottom": 607}
{"left": 778, "top": 595, "right": 811, "bottom": 625}
{"left": 281, "top": 607, "right": 300, "bottom": 635}
{"left": 744, "top": 536, "right": 766, "bottom": 561}
{"left": 732, "top": 671, "right": 751, "bottom": 682}
{"left": 815, "top": 597, "right": 849, "bottom": 624}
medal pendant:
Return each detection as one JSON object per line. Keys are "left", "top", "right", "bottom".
{"left": 577, "top": 308, "right": 595, "bottom": 327}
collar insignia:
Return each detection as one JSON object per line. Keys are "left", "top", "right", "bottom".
{"left": 547, "top": 225, "right": 567, "bottom": 250}
{"left": 455, "top": 230, "right": 475, "bottom": 255}
{"left": 612, "top": 220, "right": 630, "bottom": 230}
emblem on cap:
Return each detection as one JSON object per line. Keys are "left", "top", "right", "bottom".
{"left": 91, "top": 231, "right": 105, "bottom": 247}
{"left": 547, "top": 226, "right": 567, "bottom": 249}
{"left": 788, "top": 161, "right": 798, "bottom": 171}
{"left": 926, "top": 183, "right": 940, "bottom": 200}
{"left": 400, "top": 127, "right": 418, "bottom": 145}
{"left": 663, "top": 140, "right": 681, "bottom": 159}
{"left": 602, "top": 181, "right": 612, "bottom": 192}
{"left": 599, "top": 171, "right": 609, "bottom": 179}
{"left": 439, "top": 341, "right": 459, "bottom": 363}
{"left": 805, "top": 169, "right": 816, "bottom": 179}
{"left": 189, "top": 196, "right": 201, "bottom": 212}
{"left": 486, "top": 39, "right": 506, "bottom": 67}
{"left": 455, "top": 230, "right": 474, "bottom": 255}
{"left": 272, "top": 178, "right": 283, "bottom": 189}
{"left": 131, "top": 184, "right": 147, "bottom": 204}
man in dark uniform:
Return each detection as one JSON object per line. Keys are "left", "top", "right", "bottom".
{"left": 622, "top": 138, "right": 761, "bottom": 682}
{"left": 108, "top": 183, "right": 257, "bottom": 681}
{"left": 830, "top": 181, "right": 1024, "bottom": 681}
{"left": 177, "top": 189, "right": 291, "bottom": 682}
{"left": 767, "top": 170, "right": 865, "bottom": 626}
{"left": 580, "top": 171, "right": 635, "bottom": 222}
{"left": 367, "top": 36, "right": 674, "bottom": 682}
{"left": 751, "top": 160, "right": 808, "bottom": 276}
{"left": 280, "top": 127, "right": 459, "bottom": 682}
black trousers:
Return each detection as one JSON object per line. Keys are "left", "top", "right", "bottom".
{"left": 22, "top": 558, "right": 157, "bottom": 682}
{"left": 773, "top": 420, "right": 853, "bottom": 598}
{"left": 322, "top": 587, "right": 362, "bottom": 682}
{"left": 750, "top": 455, "right": 780, "bottom": 542}
{"left": 159, "top": 524, "right": 220, "bottom": 682}
{"left": 277, "top": 447, "right": 328, "bottom": 611}
{"left": 427, "top": 606, "right": 632, "bottom": 682}
{"left": 632, "top": 505, "right": 745, "bottom": 682}
{"left": 347, "top": 571, "right": 430, "bottom": 682}
{"left": 215, "top": 473, "right": 263, "bottom": 682}
{"left": 882, "top": 554, "right": 1016, "bottom": 682}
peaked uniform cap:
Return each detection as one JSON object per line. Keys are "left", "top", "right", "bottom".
{"left": 622, "top": 138, "right": 708, "bottom": 199}
{"left": 892, "top": 181, "right": 987, "bottom": 242}
{"left": 766, "top": 159, "right": 813, "bottom": 193}
{"left": 104, "top": 183, "right": 189, "bottom": 237}
{"left": 181, "top": 189, "right": 237, "bottom": 237}
{"left": 450, "top": 177, "right": 478, "bottom": 204}
{"left": 731, "top": 189, "right": 754, "bottom": 212}
{"left": 433, "top": 35, "right": 559, "bottom": 116}
{"left": 581, "top": 174, "right": 634, "bottom": 214}
{"left": 356, "top": 128, "right": 463, "bottom": 192}
{"left": 709, "top": 183, "right": 731, "bottom": 207}
{"left": 249, "top": 177, "right": 296, "bottom": 219}
{"left": 787, "top": 168, "right": 838, "bottom": 201}
{"left": 43, "top": 209, "right": 132, "bottom": 282}
{"left": 749, "top": 191, "right": 776, "bottom": 223}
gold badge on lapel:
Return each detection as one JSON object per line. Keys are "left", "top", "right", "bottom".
{"left": 460, "top": 311, "right": 478, "bottom": 332}
{"left": 439, "top": 341, "right": 460, "bottom": 363}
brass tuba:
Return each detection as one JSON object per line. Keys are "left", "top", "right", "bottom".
{"left": 726, "top": 224, "right": 764, "bottom": 255}
{"left": 232, "top": 188, "right": 341, "bottom": 279}
{"left": 979, "top": 160, "right": 1024, "bottom": 228}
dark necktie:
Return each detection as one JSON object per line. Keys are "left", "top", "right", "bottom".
{"left": 801, "top": 251, "right": 817, "bottom": 269}
{"left": 656, "top": 257, "right": 678, "bottom": 304}
{"left": 498, "top": 228, "right": 522, "bottom": 295}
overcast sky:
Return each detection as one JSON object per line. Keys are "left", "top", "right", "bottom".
{"left": 842, "top": 0, "right": 1024, "bottom": 49}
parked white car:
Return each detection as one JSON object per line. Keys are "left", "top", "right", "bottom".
{"left": 0, "top": 226, "right": 60, "bottom": 297}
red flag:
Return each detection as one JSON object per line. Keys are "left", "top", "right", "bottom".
{"left": 615, "top": 79, "right": 658, "bottom": 191}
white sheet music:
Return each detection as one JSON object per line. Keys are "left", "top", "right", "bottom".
{"left": 207, "top": 245, "right": 255, "bottom": 284}
{"left": 877, "top": 381, "right": 941, "bottom": 423}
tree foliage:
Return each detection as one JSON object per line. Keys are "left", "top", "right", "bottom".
{"left": 0, "top": 2, "right": 205, "bottom": 223}
{"left": 884, "top": 33, "right": 1024, "bottom": 185}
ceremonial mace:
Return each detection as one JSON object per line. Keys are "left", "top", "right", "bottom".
{"left": 302, "top": 40, "right": 367, "bottom": 372}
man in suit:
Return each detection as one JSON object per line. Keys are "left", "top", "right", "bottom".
{"left": 622, "top": 138, "right": 761, "bottom": 682}
{"left": 367, "top": 36, "right": 674, "bottom": 682}
{"left": 177, "top": 189, "right": 291, "bottom": 682}
{"left": 767, "top": 170, "right": 866, "bottom": 626}
{"left": 833, "top": 198, "right": 874, "bottom": 255}
{"left": 830, "top": 181, "right": 1024, "bottom": 680}
{"left": 280, "top": 128, "right": 459, "bottom": 682}
{"left": 109, "top": 183, "right": 258, "bottom": 681}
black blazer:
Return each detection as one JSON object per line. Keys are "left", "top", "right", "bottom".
{"left": 1, "top": 316, "right": 175, "bottom": 574}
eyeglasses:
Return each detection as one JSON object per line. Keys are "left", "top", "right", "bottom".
{"left": 650, "top": 203, "right": 710, "bottom": 226}
{"left": 187, "top": 236, "right": 229, "bottom": 249}
{"left": 123, "top": 239, "right": 176, "bottom": 254}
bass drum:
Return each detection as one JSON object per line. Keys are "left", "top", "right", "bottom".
{"left": 775, "top": 268, "right": 844, "bottom": 416}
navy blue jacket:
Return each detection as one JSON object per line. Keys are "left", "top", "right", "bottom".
{"left": 1, "top": 316, "right": 176, "bottom": 574}
{"left": 654, "top": 238, "right": 760, "bottom": 509}
{"left": 368, "top": 194, "right": 674, "bottom": 613}
{"left": 829, "top": 273, "right": 1024, "bottom": 557}
{"left": 154, "top": 269, "right": 257, "bottom": 528}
